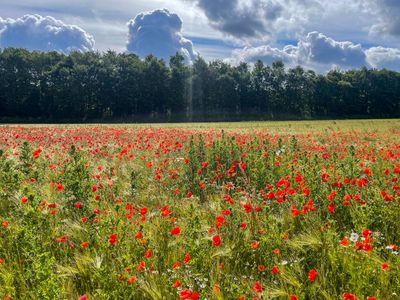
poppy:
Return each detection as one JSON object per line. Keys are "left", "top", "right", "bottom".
{"left": 253, "top": 281, "right": 262, "bottom": 293}
{"left": 308, "top": 269, "right": 317, "bottom": 282}
{"left": 212, "top": 235, "right": 221, "bottom": 247}
{"left": 171, "top": 227, "right": 181, "bottom": 235}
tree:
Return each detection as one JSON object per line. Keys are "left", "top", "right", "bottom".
{"left": 0, "top": 47, "right": 399, "bottom": 122}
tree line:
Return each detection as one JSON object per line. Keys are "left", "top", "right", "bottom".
{"left": 0, "top": 47, "right": 399, "bottom": 122}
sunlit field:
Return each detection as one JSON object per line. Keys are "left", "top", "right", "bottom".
{"left": 1, "top": 120, "right": 400, "bottom": 300}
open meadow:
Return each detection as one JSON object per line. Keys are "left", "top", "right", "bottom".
{"left": 1, "top": 119, "right": 400, "bottom": 300}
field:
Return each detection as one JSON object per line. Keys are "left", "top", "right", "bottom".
{"left": 0, "top": 120, "right": 400, "bottom": 300}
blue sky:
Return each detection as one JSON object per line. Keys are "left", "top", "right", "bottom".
{"left": 0, "top": 0, "right": 400, "bottom": 72}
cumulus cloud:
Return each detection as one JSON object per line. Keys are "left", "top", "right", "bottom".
{"left": 227, "top": 45, "right": 297, "bottom": 66}
{"left": 188, "top": 0, "right": 321, "bottom": 42}
{"left": 0, "top": 14, "right": 95, "bottom": 53}
{"left": 126, "top": 9, "right": 197, "bottom": 63}
{"left": 298, "top": 32, "right": 366, "bottom": 68}
{"left": 228, "top": 32, "right": 371, "bottom": 73}
{"left": 366, "top": 47, "right": 400, "bottom": 71}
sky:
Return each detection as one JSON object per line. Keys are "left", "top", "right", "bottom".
{"left": 0, "top": 0, "right": 400, "bottom": 72}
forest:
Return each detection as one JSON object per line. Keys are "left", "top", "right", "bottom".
{"left": 0, "top": 47, "right": 399, "bottom": 122}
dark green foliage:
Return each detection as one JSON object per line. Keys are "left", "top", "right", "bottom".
{"left": 0, "top": 48, "right": 399, "bottom": 122}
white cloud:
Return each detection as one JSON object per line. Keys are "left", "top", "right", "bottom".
{"left": 298, "top": 32, "right": 366, "bottom": 68}
{"left": 0, "top": 14, "right": 95, "bottom": 53}
{"left": 366, "top": 47, "right": 400, "bottom": 71}
{"left": 126, "top": 9, "right": 197, "bottom": 63}
{"left": 228, "top": 31, "right": 370, "bottom": 73}
{"left": 227, "top": 45, "right": 297, "bottom": 66}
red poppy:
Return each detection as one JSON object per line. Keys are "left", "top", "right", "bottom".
{"left": 308, "top": 269, "right": 317, "bottom": 282}
{"left": 381, "top": 262, "right": 390, "bottom": 270}
{"left": 212, "top": 235, "right": 221, "bottom": 247}
{"left": 253, "top": 281, "right": 262, "bottom": 293}
{"left": 55, "top": 182, "right": 63, "bottom": 191}
{"left": 180, "top": 289, "right": 199, "bottom": 300}
{"left": 183, "top": 253, "right": 190, "bottom": 264}
{"left": 171, "top": 227, "right": 181, "bottom": 235}
{"left": 108, "top": 233, "right": 117, "bottom": 245}
{"left": 340, "top": 239, "right": 349, "bottom": 246}
{"left": 343, "top": 292, "right": 358, "bottom": 300}
{"left": 173, "top": 279, "right": 181, "bottom": 288}
{"left": 328, "top": 202, "right": 335, "bottom": 214}
{"left": 144, "top": 249, "right": 152, "bottom": 259}
{"left": 271, "top": 266, "right": 280, "bottom": 274}
{"left": 136, "top": 261, "right": 145, "bottom": 271}
{"left": 127, "top": 276, "right": 137, "bottom": 284}
{"left": 251, "top": 241, "right": 260, "bottom": 249}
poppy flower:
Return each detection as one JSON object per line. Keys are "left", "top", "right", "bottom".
{"left": 271, "top": 266, "right": 280, "bottom": 274}
{"left": 136, "top": 261, "right": 145, "bottom": 271}
{"left": 343, "top": 292, "right": 358, "bottom": 300}
{"left": 55, "top": 182, "right": 64, "bottom": 191}
{"left": 127, "top": 276, "right": 137, "bottom": 284}
{"left": 173, "top": 261, "right": 181, "bottom": 269}
{"left": 340, "top": 239, "right": 349, "bottom": 246}
{"left": 183, "top": 253, "right": 190, "bottom": 264}
{"left": 171, "top": 227, "right": 181, "bottom": 235}
{"left": 212, "top": 235, "right": 221, "bottom": 247}
{"left": 173, "top": 279, "right": 181, "bottom": 288}
{"left": 381, "top": 262, "right": 390, "bottom": 270}
{"left": 251, "top": 241, "right": 260, "bottom": 249}
{"left": 253, "top": 281, "right": 262, "bottom": 293}
{"left": 180, "top": 289, "right": 199, "bottom": 300}
{"left": 328, "top": 203, "right": 335, "bottom": 214}
{"left": 108, "top": 233, "right": 117, "bottom": 245}
{"left": 144, "top": 249, "right": 152, "bottom": 259}
{"left": 308, "top": 269, "right": 317, "bottom": 282}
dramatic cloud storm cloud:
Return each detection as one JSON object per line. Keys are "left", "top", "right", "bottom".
{"left": 0, "top": 14, "right": 95, "bottom": 53}
{"left": 193, "top": 0, "right": 281, "bottom": 39}
{"left": 188, "top": 0, "right": 322, "bottom": 42}
{"left": 126, "top": 9, "right": 197, "bottom": 63}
